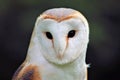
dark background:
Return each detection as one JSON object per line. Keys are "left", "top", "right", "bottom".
{"left": 0, "top": 0, "right": 120, "bottom": 80}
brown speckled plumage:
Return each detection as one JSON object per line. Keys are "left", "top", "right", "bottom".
{"left": 12, "top": 64, "right": 41, "bottom": 80}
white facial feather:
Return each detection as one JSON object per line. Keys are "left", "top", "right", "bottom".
{"left": 28, "top": 8, "right": 89, "bottom": 65}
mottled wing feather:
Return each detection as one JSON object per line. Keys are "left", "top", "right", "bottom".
{"left": 12, "top": 63, "right": 41, "bottom": 80}
{"left": 12, "top": 63, "right": 25, "bottom": 80}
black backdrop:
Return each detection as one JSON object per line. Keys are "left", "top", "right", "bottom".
{"left": 0, "top": 0, "right": 120, "bottom": 80}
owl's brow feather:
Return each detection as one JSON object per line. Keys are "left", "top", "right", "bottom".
{"left": 41, "top": 13, "right": 77, "bottom": 22}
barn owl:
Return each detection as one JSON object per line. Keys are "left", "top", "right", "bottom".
{"left": 12, "top": 8, "right": 89, "bottom": 80}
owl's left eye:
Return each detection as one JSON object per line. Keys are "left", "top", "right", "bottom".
{"left": 68, "top": 30, "right": 76, "bottom": 38}
{"left": 46, "top": 32, "right": 53, "bottom": 40}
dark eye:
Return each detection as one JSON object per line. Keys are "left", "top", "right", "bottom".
{"left": 46, "top": 32, "right": 53, "bottom": 39}
{"left": 68, "top": 30, "right": 76, "bottom": 38}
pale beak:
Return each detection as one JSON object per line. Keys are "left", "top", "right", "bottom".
{"left": 53, "top": 37, "right": 66, "bottom": 59}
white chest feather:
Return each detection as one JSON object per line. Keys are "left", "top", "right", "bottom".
{"left": 39, "top": 60, "right": 87, "bottom": 80}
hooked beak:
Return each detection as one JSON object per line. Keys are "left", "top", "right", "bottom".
{"left": 53, "top": 37, "right": 67, "bottom": 59}
{"left": 56, "top": 49, "right": 64, "bottom": 59}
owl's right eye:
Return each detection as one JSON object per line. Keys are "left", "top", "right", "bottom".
{"left": 46, "top": 32, "right": 53, "bottom": 40}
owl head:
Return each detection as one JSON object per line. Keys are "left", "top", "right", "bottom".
{"left": 27, "top": 8, "right": 89, "bottom": 65}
